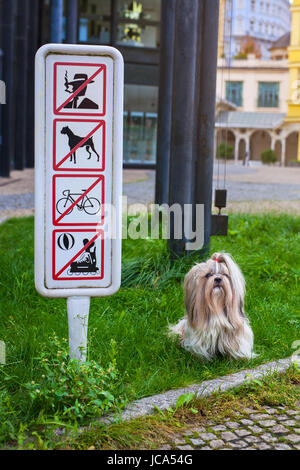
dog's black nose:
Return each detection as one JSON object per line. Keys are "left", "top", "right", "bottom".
{"left": 214, "top": 277, "right": 222, "bottom": 284}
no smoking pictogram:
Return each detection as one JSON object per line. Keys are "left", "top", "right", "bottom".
{"left": 54, "top": 62, "right": 106, "bottom": 116}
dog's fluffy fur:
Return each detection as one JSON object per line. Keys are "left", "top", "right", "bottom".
{"left": 169, "top": 252, "right": 255, "bottom": 360}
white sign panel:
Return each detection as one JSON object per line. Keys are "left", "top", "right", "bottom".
{"left": 35, "top": 45, "right": 123, "bottom": 298}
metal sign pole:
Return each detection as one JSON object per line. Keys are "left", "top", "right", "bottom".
{"left": 35, "top": 44, "right": 123, "bottom": 362}
{"left": 67, "top": 296, "right": 90, "bottom": 362}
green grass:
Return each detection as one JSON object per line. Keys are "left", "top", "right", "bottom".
{"left": 0, "top": 213, "right": 299, "bottom": 443}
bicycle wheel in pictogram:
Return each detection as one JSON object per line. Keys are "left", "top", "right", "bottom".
{"left": 56, "top": 197, "right": 74, "bottom": 215}
{"left": 83, "top": 197, "right": 101, "bottom": 215}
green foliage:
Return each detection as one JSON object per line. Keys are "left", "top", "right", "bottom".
{"left": 25, "top": 334, "right": 122, "bottom": 421}
{"left": 233, "top": 52, "right": 248, "bottom": 60}
{"left": 0, "top": 214, "right": 299, "bottom": 447}
{"left": 261, "top": 149, "right": 277, "bottom": 164}
{"left": 175, "top": 393, "right": 195, "bottom": 410}
{"left": 216, "top": 142, "right": 234, "bottom": 160}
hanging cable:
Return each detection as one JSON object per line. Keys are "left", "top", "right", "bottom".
{"left": 216, "top": 0, "right": 226, "bottom": 190}
{"left": 214, "top": 0, "right": 233, "bottom": 216}
{"left": 224, "top": 0, "right": 234, "bottom": 189}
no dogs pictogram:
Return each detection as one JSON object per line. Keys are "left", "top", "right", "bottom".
{"left": 53, "top": 174, "right": 104, "bottom": 226}
{"left": 54, "top": 62, "right": 106, "bottom": 116}
{"left": 53, "top": 119, "right": 105, "bottom": 171}
{"left": 52, "top": 229, "right": 104, "bottom": 281}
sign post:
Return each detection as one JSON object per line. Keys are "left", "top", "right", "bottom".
{"left": 35, "top": 44, "right": 123, "bottom": 361}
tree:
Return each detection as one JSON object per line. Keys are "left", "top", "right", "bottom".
{"left": 216, "top": 142, "right": 234, "bottom": 160}
{"left": 238, "top": 36, "right": 262, "bottom": 59}
{"left": 261, "top": 149, "right": 277, "bottom": 164}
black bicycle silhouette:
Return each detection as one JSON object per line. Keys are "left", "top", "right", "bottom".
{"left": 56, "top": 189, "right": 101, "bottom": 216}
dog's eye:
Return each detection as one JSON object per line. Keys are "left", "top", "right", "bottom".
{"left": 205, "top": 273, "right": 212, "bottom": 278}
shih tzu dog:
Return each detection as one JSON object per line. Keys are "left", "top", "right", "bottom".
{"left": 169, "top": 252, "right": 255, "bottom": 360}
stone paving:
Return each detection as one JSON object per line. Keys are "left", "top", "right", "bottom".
{"left": 160, "top": 405, "right": 300, "bottom": 450}
{"left": 1, "top": 165, "right": 300, "bottom": 215}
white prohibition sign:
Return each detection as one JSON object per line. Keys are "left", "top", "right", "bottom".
{"left": 35, "top": 44, "right": 123, "bottom": 299}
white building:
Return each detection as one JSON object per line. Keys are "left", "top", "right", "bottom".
{"left": 215, "top": 35, "right": 300, "bottom": 166}
{"left": 220, "top": 0, "right": 291, "bottom": 60}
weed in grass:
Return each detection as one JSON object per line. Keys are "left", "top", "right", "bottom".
{"left": 25, "top": 334, "right": 125, "bottom": 421}
{"left": 0, "top": 333, "right": 126, "bottom": 445}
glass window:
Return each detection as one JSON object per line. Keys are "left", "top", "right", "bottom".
{"left": 117, "top": 0, "right": 160, "bottom": 48}
{"left": 78, "top": 0, "right": 111, "bottom": 44}
{"left": 124, "top": 85, "right": 158, "bottom": 163}
{"left": 258, "top": 82, "right": 279, "bottom": 107}
{"left": 226, "top": 81, "right": 243, "bottom": 107}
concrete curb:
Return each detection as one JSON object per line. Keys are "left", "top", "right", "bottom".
{"left": 103, "top": 356, "right": 299, "bottom": 424}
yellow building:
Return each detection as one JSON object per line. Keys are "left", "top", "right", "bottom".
{"left": 286, "top": 0, "right": 300, "bottom": 161}
{"left": 218, "top": 0, "right": 226, "bottom": 58}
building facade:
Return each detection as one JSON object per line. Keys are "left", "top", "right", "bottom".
{"left": 219, "top": 0, "right": 291, "bottom": 60}
{"left": 39, "top": 0, "right": 161, "bottom": 166}
{"left": 215, "top": 1, "right": 300, "bottom": 166}
{"left": 286, "top": 0, "right": 300, "bottom": 161}
{"left": 215, "top": 47, "right": 300, "bottom": 166}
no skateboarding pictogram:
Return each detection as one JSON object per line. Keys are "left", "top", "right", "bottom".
{"left": 54, "top": 62, "right": 106, "bottom": 116}
{"left": 52, "top": 229, "right": 104, "bottom": 281}
{"left": 53, "top": 119, "right": 105, "bottom": 171}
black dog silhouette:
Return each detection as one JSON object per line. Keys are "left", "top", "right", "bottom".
{"left": 61, "top": 126, "right": 100, "bottom": 164}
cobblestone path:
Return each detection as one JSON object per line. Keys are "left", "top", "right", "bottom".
{"left": 159, "top": 405, "right": 300, "bottom": 450}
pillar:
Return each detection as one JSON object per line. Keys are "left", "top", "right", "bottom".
{"left": 0, "top": 0, "right": 15, "bottom": 177}
{"left": 193, "top": 0, "right": 220, "bottom": 255}
{"left": 50, "top": 0, "right": 63, "bottom": 43}
{"left": 14, "top": 0, "right": 29, "bottom": 170}
{"left": 155, "top": 0, "right": 175, "bottom": 205}
{"left": 66, "top": 0, "right": 78, "bottom": 44}
{"left": 234, "top": 137, "right": 239, "bottom": 162}
{"left": 281, "top": 138, "right": 286, "bottom": 166}
{"left": 168, "top": 0, "right": 200, "bottom": 256}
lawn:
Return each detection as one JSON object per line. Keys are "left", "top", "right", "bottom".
{"left": 0, "top": 213, "right": 299, "bottom": 443}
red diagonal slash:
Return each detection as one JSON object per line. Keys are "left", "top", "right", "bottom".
{"left": 56, "top": 65, "right": 104, "bottom": 113}
{"left": 55, "top": 232, "right": 101, "bottom": 279}
{"left": 55, "top": 176, "right": 102, "bottom": 224}
{"left": 55, "top": 121, "right": 102, "bottom": 169}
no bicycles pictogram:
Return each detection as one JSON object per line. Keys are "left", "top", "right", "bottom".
{"left": 52, "top": 174, "right": 104, "bottom": 226}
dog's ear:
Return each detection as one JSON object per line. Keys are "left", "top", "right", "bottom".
{"left": 211, "top": 252, "right": 245, "bottom": 298}
{"left": 184, "top": 264, "right": 204, "bottom": 327}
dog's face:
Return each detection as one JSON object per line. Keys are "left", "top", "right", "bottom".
{"left": 184, "top": 253, "right": 245, "bottom": 331}
{"left": 61, "top": 126, "right": 68, "bottom": 134}
{"left": 203, "top": 258, "right": 231, "bottom": 298}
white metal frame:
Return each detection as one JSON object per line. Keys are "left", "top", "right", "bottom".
{"left": 35, "top": 44, "right": 123, "bottom": 298}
